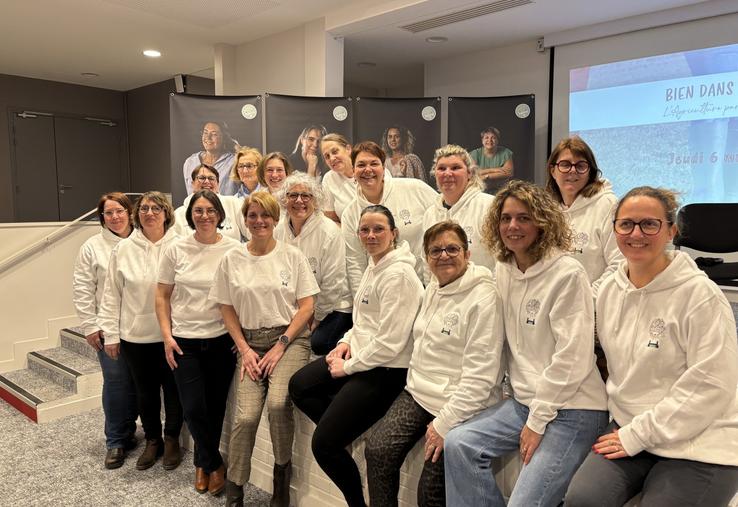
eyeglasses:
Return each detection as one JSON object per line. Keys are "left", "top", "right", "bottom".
{"left": 103, "top": 209, "right": 127, "bottom": 218}
{"left": 196, "top": 175, "right": 217, "bottom": 183}
{"left": 286, "top": 192, "right": 313, "bottom": 202}
{"left": 139, "top": 205, "right": 163, "bottom": 215}
{"left": 613, "top": 218, "right": 670, "bottom": 235}
{"left": 428, "top": 244, "right": 463, "bottom": 259}
{"left": 237, "top": 163, "right": 257, "bottom": 171}
{"left": 554, "top": 160, "right": 590, "bottom": 174}
{"left": 193, "top": 207, "right": 218, "bottom": 217}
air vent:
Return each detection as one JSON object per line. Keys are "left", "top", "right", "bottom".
{"left": 400, "top": 0, "right": 533, "bottom": 33}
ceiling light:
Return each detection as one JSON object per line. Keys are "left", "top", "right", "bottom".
{"left": 357, "top": 62, "right": 377, "bottom": 68}
{"left": 425, "top": 36, "right": 448, "bottom": 43}
{"left": 80, "top": 72, "right": 99, "bottom": 78}
{"left": 143, "top": 49, "right": 162, "bottom": 58}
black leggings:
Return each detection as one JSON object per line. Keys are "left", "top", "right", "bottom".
{"left": 288, "top": 357, "right": 407, "bottom": 507}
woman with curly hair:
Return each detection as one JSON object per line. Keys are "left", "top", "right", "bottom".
{"left": 381, "top": 125, "right": 425, "bottom": 180}
{"left": 444, "top": 180, "right": 608, "bottom": 507}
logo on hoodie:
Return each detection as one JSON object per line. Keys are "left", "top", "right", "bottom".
{"left": 308, "top": 257, "right": 318, "bottom": 275}
{"left": 279, "top": 269, "right": 290, "bottom": 287}
{"left": 464, "top": 225, "right": 474, "bottom": 244}
{"left": 573, "top": 231, "right": 589, "bottom": 254}
{"left": 441, "top": 312, "right": 460, "bottom": 335}
{"left": 525, "top": 299, "right": 541, "bottom": 325}
{"left": 647, "top": 318, "right": 665, "bottom": 348}
{"left": 361, "top": 285, "right": 372, "bottom": 304}
{"left": 399, "top": 209, "right": 412, "bottom": 225}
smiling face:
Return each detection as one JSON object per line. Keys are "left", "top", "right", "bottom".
{"left": 192, "top": 166, "right": 219, "bottom": 193}
{"left": 102, "top": 199, "right": 130, "bottom": 236}
{"left": 387, "top": 128, "right": 402, "bottom": 151}
{"left": 322, "top": 140, "right": 352, "bottom": 176}
{"left": 301, "top": 128, "right": 321, "bottom": 158}
{"left": 237, "top": 154, "right": 259, "bottom": 188}
{"left": 285, "top": 183, "right": 315, "bottom": 223}
{"left": 550, "top": 148, "right": 589, "bottom": 205}
{"left": 435, "top": 155, "right": 470, "bottom": 205}
{"left": 358, "top": 212, "right": 396, "bottom": 261}
{"left": 482, "top": 132, "right": 498, "bottom": 151}
{"left": 245, "top": 202, "right": 276, "bottom": 240}
{"left": 354, "top": 151, "right": 385, "bottom": 197}
{"left": 264, "top": 158, "right": 287, "bottom": 192}
{"left": 427, "top": 230, "right": 470, "bottom": 287}
{"left": 138, "top": 198, "right": 166, "bottom": 236}
{"left": 615, "top": 195, "right": 676, "bottom": 268}
{"left": 499, "top": 196, "right": 539, "bottom": 266}
{"left": 191, "top": 196, "right": 221, "bottom": 236}
{"left": 201, "top": 122, "right": 223, "bottom": 153}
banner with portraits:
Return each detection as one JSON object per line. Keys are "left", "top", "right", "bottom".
{"left": 448, "top": 95, "right": 535, "bottom": 195}
{"left": 353, "top": 97, "right": 442, "bottom": 187}
{"left": 170, "top": 94, "right": 262, "bottom": 205}
{"left": 264, "top": 94, "right": 353, "bottom": 180}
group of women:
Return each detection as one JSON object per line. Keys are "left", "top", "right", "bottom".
{"left": 73, "top": 134, "right": 738, "bottom": 507}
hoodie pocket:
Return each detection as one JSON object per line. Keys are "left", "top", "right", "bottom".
{"left": 127, "top": 313, "right": 159, "bottom": 340}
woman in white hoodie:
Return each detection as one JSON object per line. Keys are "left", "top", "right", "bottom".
{"left": 73, "top": 192, "right": 137, "bottom": 470}
{"left": 289, "top": 205, "right": 424, "bottom": 507}
{"left": 444, "top": 180, "right": 608, "bottom": 507}
{"left": 565, "top": 187, "right": 738, "bottom": 507}
{"left": 341, "top": 141, "right": 437, "bottom": 296}
{"left": 422, "top": 144, "right": 496, "bottom": 282}
{"left": 275, "top": 172, "right": 353, "bottom": 355}
{"left": 99, "top": 191, "right": 183, "bottom": 472}
{"left": 365, "top": 221, "right": 505, "bottom": 506}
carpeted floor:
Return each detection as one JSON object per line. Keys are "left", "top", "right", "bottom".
{"left": 0, "top": 402, "right": 270, "bottom": 506}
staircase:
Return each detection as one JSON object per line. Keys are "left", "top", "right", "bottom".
{"left": 0, "top": 327, "right": 102, "bottom": 423}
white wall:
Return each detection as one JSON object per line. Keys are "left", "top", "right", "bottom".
{"left": 0, "top": 222, "right": 95, "bottom": 371}
{"left": 425, "top": 39, "right": 550, "bottom": 182}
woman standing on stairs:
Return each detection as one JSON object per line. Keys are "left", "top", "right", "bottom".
{"left": 73, "top": 191, "right": 138, "bottom": 470}
{"left": 156, "top": 190, "right": 239, "bottom": 496}
{"left": 99, "top": 191, "right": 184, "bottom": 472}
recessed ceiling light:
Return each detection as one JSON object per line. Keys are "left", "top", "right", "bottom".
{"left": 80, "top": 72, "right": 99, "bottom": 78}
{"left": 357, "top": 62, "right": 377, "bottom": 68}
{"left": 143, "top": 49, "right": 162, "bottom": 58}
{"left": 425, "top": 36, "right": 448, "bottom": 43}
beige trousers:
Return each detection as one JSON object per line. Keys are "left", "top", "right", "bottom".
{"left": 227, "top": 327, "right": 310, "bottom": 486}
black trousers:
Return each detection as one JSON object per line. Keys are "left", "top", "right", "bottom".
{"left": 289, "top": 357, "right": 407, "bottom": 507}
{"left": 172, "top": 334, "right": 236, "bottom": 473}
{"left": 120, "top": 340, "right": 183, "bottom": 441}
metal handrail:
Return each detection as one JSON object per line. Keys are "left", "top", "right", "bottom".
{"left": 0, "top": 192, "right": 144, "bottom": 275}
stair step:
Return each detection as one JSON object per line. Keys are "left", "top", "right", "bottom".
{"left": 0, "top": 368, "right": 76, "bottom": 421}
{"left": 27, "top": 347, "right": 100, "bottom": 393}
{"left": 60, "top": 327, "right": 98, "bottom": 361}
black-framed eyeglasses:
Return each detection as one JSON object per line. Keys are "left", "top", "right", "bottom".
{"left": 237, "top": 163, "right": 257, "bottom": 171}
{"left": 193, "top": 207, "right": 218, "bottom": 217}
{"left": 196, "top": 175, "right": 217, "bottom": 183}
{"left": 286, "top": 192, "right": 313, "bottom": 202}
{"left": 613, "top": 218, "right": 670, "bottom": 235}
{"left": 554, "top": 160, "right": 590, "bottom": 174}
{"left": 428, "top": 244, "right": 463, "bottom": 259}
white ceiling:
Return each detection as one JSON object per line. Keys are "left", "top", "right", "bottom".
{"left": 0, "top": 0, "right": 715, "bottom": 92}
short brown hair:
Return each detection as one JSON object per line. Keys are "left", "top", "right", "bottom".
{"left": 546, "top": 136, "right": 603, "bottom": 202}
{"left": 482, "top": 180, "right": 572, "bottom": 264}
{"left": 230, "top": 146, "right": 263, "bottom": 182}
{"left": 96, "top": 192, "right": 132, "bottom": 227}
{"left": 615, "top": 186, "right": 680, "bottom": 225}
{"left": 132, "top": 191, "right": 175, "bottom": 231}
{"left": 423, "top": 221, "right": 469, "bottom": 257}
{"left": 241, "top": 191, "right": 280, "bottom": 222}
{"left": 191, "top": 164, "right": 219, "bottom": 183}
{"left": 257, "top": 152, "right": 293, "bottom": 187}
{"left": 351, "top": 141, "right": 386, "bottom": 166}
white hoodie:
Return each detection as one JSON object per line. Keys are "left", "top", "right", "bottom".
{"left": 339, "top": 241, "right": 424, "bottom": 375}
{"left": 72, "top": 227, "right": 126, "bottom": 337}
{"left": 562, "top": 180, "right": 622, "bottom": 296}
{"left": 422, "top": 187, "right": 495, "bottom": 283}
{"left": 274, "top": 212, "right": 352, "bottom": 321}
{"left": 322, "top": 169, "right": 356, "bottom": 220}
{"left": 406, "top": 263, "right": 505, "bottom": 437}
{"left": 173, "top": 193, "right": 247, "bottom": 241}
{"left": 341, "top": 176, "right": 438, "bottom": 296}
{"left": 597, "top": 251, "right": 738, "bottom": 465}
{"left": 496, "top": 251, "right": 608, "bottom": 434}
{"left": 98, "top": 227, "right": 179, "bottom": 345}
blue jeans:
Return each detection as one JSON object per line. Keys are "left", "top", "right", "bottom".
{"left": 98, "top": 339, "right": 137, "bottom": 449}
{"left": 311, "top": 310, "right": 353, "bottom": 355}
{"left": 444, "top": 398, "right": 608, "bottom": 507}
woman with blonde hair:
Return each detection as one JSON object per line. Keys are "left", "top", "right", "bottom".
{"left": 258, "top": 152, "right": 294, "bottom": 195}
{"left": 229, "top": 146, "right": 264, "bottom": 198}
{"left": 444, "top": 180, "right": 608, "bottom": 507}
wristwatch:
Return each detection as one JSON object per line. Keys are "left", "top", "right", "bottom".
{"left": 278, "top": 334, "right": 290, "bottom": 346}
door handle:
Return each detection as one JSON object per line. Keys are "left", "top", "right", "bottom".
{"left": 59, "top": 184, "right": 72, "bottom": 194}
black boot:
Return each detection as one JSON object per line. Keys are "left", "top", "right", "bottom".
{"left": 225, "top": 479, "right": 244, "bottom": 507}
{"left": 270, "top": 461, "right": 291, "bottom": 507}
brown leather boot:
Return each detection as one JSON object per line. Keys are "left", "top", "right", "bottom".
{"left": 162, "top": 436, "right": 181, "bottom": 470}
{"left": 208, "top": 464, "right": 226, "bottom": 496}
{"left": 225, "top": 479, "right": 244, "bottom": 507}
{"left": 270, "top": 461, "right": 291, "bottom": 507}
{"left": 195, "top": 467, "right": 209, "bottom": 494}
{"left": 136, "top": 438, "right": 163, "bottom": 470}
